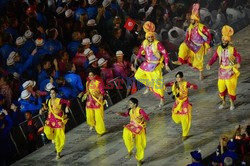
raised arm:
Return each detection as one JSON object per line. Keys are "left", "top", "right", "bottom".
{"left": 157, "top": 42, "right": 169, "bottom": 65}
{"left": 202, "top": 26, "right": 212, "bottom": 46}
{"left": 136, "top": 45, "right": 145, "bottom": 59}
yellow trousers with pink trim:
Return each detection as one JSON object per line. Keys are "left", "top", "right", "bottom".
{"left": 123, "top": 127, "right": 146, "bottom": 161}
{"left": 218, "top": 73, "right": 239, "bottom": 101}
{"left": 178, "top": 42, "right": 208, "bottom": 71}
{"left": 135, "top": 64, "right": 164, "bottom": 99}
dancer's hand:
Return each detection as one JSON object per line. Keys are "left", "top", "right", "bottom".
{"left": 39, "top": 108, "right": 44, "bottom": 115}
{"left": 82, "top": 94, "right": 88, "bottom": 102}
{"left": 65, "top": 106, "right": 69, "bottom": 113}
{"left": 99, "top": 95, "right": 103, "bottom": 101}
{"left": 165, "top": 65, "right": 171, "bottom": 72}
{"left": 206, "top": 64, "right": 210, "bottom": 70}
{"left": 236, "top": 63, "right": 241, "bottom": 69}
{"left": 77, "top": 92, "right": 83, "bottom": 98}
{"left": 115, "top": 112, "right": 122, "bottom": 116}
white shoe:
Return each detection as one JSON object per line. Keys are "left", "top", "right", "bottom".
{"left": 219, "top": 104, "right": 225, "bottom": 109}
{"left": 158, "top": 104, "right": 163, "bottom": 108}
{"left": 143, "top": 88, "right": 149, "bottom": 94}
{"left": 230, "top": 105, "right": 235, "bottom": 111}
{"left": 89, "top": 126, "right": 93, "bottom": 131}
{"left": 56, "top": 153, "right": 61, "bottom": 160}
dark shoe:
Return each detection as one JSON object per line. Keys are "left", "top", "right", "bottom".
{"left": 182, "top": 136, "right": 188, "bottom": 141}
{"left": 125, "top": 152, "right": 132, "bottom": 159}
{"left": 137, "top": 160, "right": 142, "bottom": 166}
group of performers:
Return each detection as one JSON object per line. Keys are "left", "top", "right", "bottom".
{"left": 38, "top": 3, "right": 241, "bottom": 166}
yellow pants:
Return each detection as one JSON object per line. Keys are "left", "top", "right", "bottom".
{"left": 86, "top": 107, "right": 106, "bottom": 135}
{"left": 44, "top": 126, "right": 65, "bottom": 153}
{"left": 123, "top": 127, "right": 146, "bottom": 161}
{"left": 172, "top": 105, "right": 192, "bottom": 137}
{"left": 218, "top": 74, "right": 238, "bottom": 101}
{"left": 178, "top": 42, "right": 207, "bottom": 71}
{"left": 135, "top": 64, "right": 164, "bottom": 98}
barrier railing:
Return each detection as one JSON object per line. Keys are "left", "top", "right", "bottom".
{"left": 10, "top": 98, "right": 86, "bottom": 162}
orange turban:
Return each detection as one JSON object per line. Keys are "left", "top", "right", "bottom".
{"left": 143, "top": 21, "right": 155, "bottom": 33}
{"left": 191, "top": 3, "right": 200, "bottom": 22}
{"left": 143, "top": 21, "right": 155, "bottom": 38}
{"left": 222, "top": 25, "right": 234, "bottom": 42}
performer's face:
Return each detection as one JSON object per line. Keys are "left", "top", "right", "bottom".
{"left": 147, "top": 35, "right": 154, "bottom": 43}
{"left": 129, "top": 101, "right": 136, "bottom": 109}
{"left": 88, "top": 72, "right": 95, "bottom": 80}
{"left": 50, "top": 90, "right": 57, "bottom": 99}
{"left": 221, "top": 39, "right": 229, "bottom": 48}
{"left": 176, "top": 74, "right": 183, "bottom": 82}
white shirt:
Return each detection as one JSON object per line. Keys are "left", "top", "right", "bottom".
{"left": 168, "top": 26, "right": 185, "bottom": 47}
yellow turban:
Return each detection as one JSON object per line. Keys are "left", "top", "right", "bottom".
{"left": 143, "top": 21, "right": 155, "bottom": 33}
{"left": 191, "top": 3, "right": 200, "bottom": 22}
{"left": 222, "top": 25, "right": 234, "bottom": 42}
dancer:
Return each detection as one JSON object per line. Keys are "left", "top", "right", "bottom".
{"left": 172, "top": 3, "right": 211, "bottom": 80}
{"left": 165, "top": 72, "right": 197, "bottom": 140}
{"left": 116, "top": 98, "right": 149, "bottom": 166}
{"left": 134, "top": 21, "right": 170, "bottom": 108}
{"left": 82, "top": 69, "right": 106, "bottom": 136}
{"left": 42, "top": 88, "right": 70, "bottom": 159}
{"left": 206, "top": 25, "right": 241, "bottom": 110}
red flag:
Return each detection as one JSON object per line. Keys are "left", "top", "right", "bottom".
{"left": 124, "top": 18, "right": 136, "bottom": 31}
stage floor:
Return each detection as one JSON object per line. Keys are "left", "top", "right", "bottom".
{"left": 13, "top": 26, "right": 250, "bottom": 166}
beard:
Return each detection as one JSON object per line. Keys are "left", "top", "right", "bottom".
{"left": 147, "top": 38, "right": 154, "bottom": 43}
{"left": 221, "top": 42, "right": 229, "bottom": 49}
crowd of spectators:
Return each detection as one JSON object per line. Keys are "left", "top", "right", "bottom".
{"left": 0, "top": 0, "right": 249, "bottom": 165}
{"left": 187, "top": 125, "right": 250, "bottom": 166}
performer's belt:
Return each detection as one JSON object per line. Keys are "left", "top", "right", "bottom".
{"left": 220, "top": 65, "right": 240, "bottom": 77}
